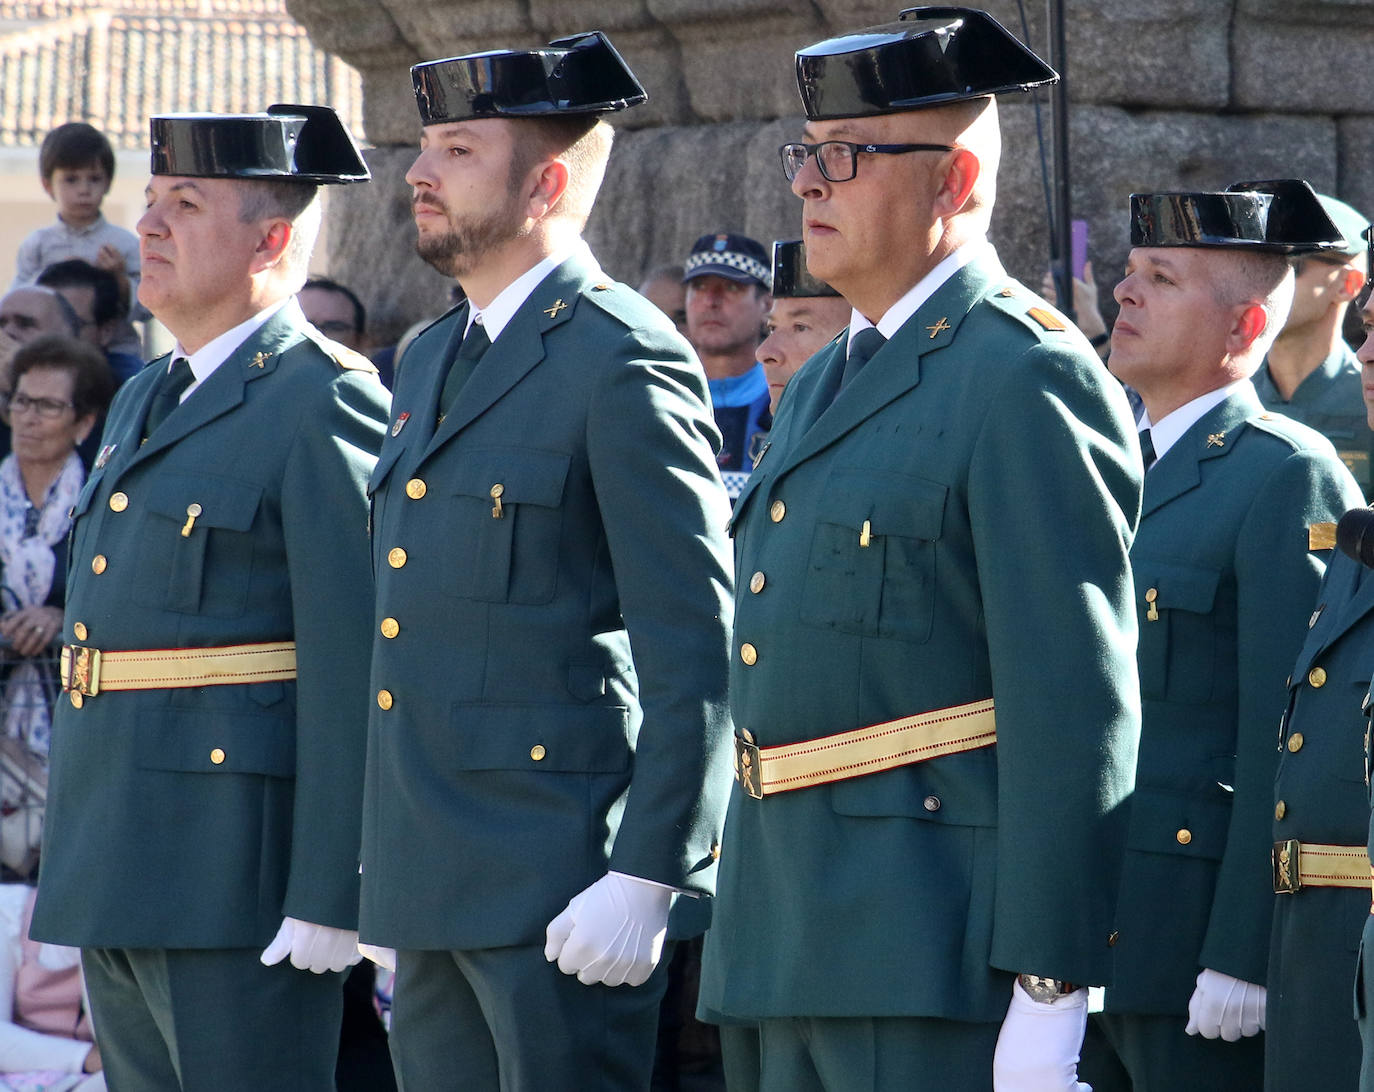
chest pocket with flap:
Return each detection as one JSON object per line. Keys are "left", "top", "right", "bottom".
{"left": 132, "top": 474, "right": 263, "bottom": 616}
{"left": 801, "top": 467, "right": 948, "bottom": 644}
{"left": 1135, "top": 559, "right": 1223, "bottom": 704}
{"left": 447, "top": 448, "right": 570, "bottom": 605}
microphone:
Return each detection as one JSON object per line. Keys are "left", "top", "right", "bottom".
{"left": 1336, "top": 507, "right": 1374, "bottom": 568}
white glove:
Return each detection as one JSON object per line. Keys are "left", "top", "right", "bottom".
{"left": 1185, "top": 968, "right": 1265, "bottom": 1040}
{"left": 543, "top": 871, "right": 672, "bottom": 987}
{"left": 259, "top": 916, "right": 363, "bottom": 974}
{"left": 358, "top": 943, "right": 397, "bottom": 972}
{"left": 993, "top": 979, "right": 1093, "bottom": 1092}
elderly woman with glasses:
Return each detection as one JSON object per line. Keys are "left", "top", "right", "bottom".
{"left": 0, "top": 335, "right": 113, "bottom": 875}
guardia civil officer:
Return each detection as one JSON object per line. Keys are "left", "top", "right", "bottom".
{"left": 1267, "top": 234, "right": 1374, "bottom": 1092}
{"left": 355, "top": 32, "right": 734, "bottom": 1091}
{"left": 29, "top": 107, "right": 390, "bottom": 1091}
{"left": 1083, "top": 181, "right": 1363, "bottom": 1091}
{"left": 757, "top": 240, "right": 850, "bottom": 413}
{"left": 696, "top": 10, "right": 1145, "bottom": 1090}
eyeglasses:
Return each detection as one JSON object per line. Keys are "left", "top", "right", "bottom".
{"left": 3, "top": 393, "right": 75, "bottom": 418}
{"left": 779, "top": 140, "right": 956, "bottom": 183}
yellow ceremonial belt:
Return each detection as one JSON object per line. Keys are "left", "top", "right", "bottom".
{"left": 60, "top": 641, "right": 297, "bottom": 706}
{"left": 734, "top": 698, "right": 996, "bottom": 799}
{"left": 1271, "top": 839, "right": 1369, "bottom": 894}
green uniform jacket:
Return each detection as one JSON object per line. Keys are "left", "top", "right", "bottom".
{"left": 1255, "top": 346, "right": 1374, "bottom": 500}
{"left": 31, "top": 302, "right": 390, "bottom": 948}
{"left": 697, "top": 252, "right": 1143, "bottom": 1023}
{"left": 357, "top": 252, "right": 735, "bottom": 951}
{"left": 1267, "top": 548, "right": 1374, "bottom": 1090}
{"left": 1103, "top": 389, "right": 1361, "bottom": 1015}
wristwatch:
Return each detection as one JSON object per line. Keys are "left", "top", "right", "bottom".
{"left": 1017, "top": 973, "right": 1077, "bottom": 1004}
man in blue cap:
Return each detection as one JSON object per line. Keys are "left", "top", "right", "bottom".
{"left": 1084, "top": 180, "right": 1363, "bottom": 1091}
{"left": 697, "top": 8, "right": 1144, "bottom": 1089}
{"left": 683, "top": 231, "right": 773, "bottom": 496}
{"left": 1254, "top": 194, "right": 1374, "bottom": 499}
{"left": 356, "top": 30, "right": 734, "bottom": 1091}
{"left": 29, "top": 105, "right": 389, "bottom": 1091}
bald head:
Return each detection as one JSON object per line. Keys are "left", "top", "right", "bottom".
{"left": 0, "top": 286, "right": 79, "bottom": 345}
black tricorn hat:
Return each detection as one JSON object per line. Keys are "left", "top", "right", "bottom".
{"left": 795, "top": 7, "right": 1058, "bottom": 121}
{"left": 412, "top": 31, "right": 646, "bottom": 125}
{"left": 149, "top": 104, "right": 370, "bottom": 184}
{"left": 772, "top": 241, "right": 840, "bottom": 298}
{"left": 1130, "top": 179, "right": 1344, "bottom": 255}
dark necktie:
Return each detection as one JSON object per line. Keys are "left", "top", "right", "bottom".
{"left": 839, "top": 327, "right": 887, "bottom": 392}
{"left": 143, "top": 357, "right": 194, "bottom": 439}
{"left": 1138, "top": 428, "right": 1157, "bottom": 472}
{"left": 438, "top": 322, "right": 492, "bottom": 422}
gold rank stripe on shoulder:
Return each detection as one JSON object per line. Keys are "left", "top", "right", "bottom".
{"left": 1309, "top": 521, "right": 1338, "bottom": 551}
{"left": 336, "top": 352, "right": 378, "bottom": 373}
{"left": 1026, "top": 306, "right": 1067, "bottom": 332}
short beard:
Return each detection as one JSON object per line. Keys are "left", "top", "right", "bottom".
{"left": 413, "top": 193, "right": 526, "bottom": 279}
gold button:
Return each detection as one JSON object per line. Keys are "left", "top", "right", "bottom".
{"left": 530, "top": 744, "right": 546, "bottom": 761}
{"left": 376, "top": 689, "right": 393, "bottom": 710}
{"left": 1287, "top": 732, "right": 1304, "bottom": 753}
{"left": 769, "top": 500, "right": 786, "bottom": 523}
{"left": 749, "top": 571, "right": 766, "bottom": 594}
{"left": 1176, "top": 829, "right": 1192, "bottom": 845}
{"left": 923, "top": 795, "right": 941, "bottom": 812}
{"left": 380, "top": 617, "right": 400, "bottom": 639}
{"left": 740, "top": 642, "right": 758, "bottom": 666}
{"left": 388, "top": 547, "right": 407, "bottom": 568}
{"left": 69, "top": 692, "right": 83, "bottom": 709}
{"left": 72, "top": 622, "right": 87, "bottom": 641}
{"left": 1144, "top": 587, "right": 1158, "bottom": 602}
{"left": 1275, "top": 800, "right": 1287, "bottom": 820}
{"left": 490, "top": 483, "right": 504, "bottom": 499}
{"left": 210, "top": 748, "right": 225, "bottom": 765}
{"left": 91, "top": 555, "right": 107, "bottom": 574}
{"left": 405, "top": 478, "right": 427, "bottom": 500}
{"left": 108, "top": 491, "right": 128, "bottom": 512}
{"left": 1308, "top": 667, "right": 1327, "bottom": 688}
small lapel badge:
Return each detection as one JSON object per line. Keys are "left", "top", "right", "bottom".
{"left": 95, "top": 444, "right": 117, "bottom": 469}
{"left": 1206, "top": 432, "right": 1226, "bottom": 448}
{"left": 751, "top": 439, "right": 771, "bottom": 470}
{"left": 391, "top": 411, "right": 410, "bottom": 438}
{"left": 249, "top": 352, "right": 271, "bottom": 369}
{"left": 927, "top": 316, "right": 951, "bottom": 339}
{"left": 544, "top": 299, "right": 568, "bottom": 319}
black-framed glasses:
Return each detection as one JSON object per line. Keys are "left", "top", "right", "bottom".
{"left": 779, "top": 140, "right": 956, "bottom": 183}
{"left": 2, "top": 393, "right": 75, "bottom": 419}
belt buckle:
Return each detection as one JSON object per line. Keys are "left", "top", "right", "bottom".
{"left": 734, "top": 732, "right": 763, "bottom": 800}
{"left": 1273, "top": 838, "right": 1301, "bottom": 894}
{"left": 60, "top": 645, "right": 102, "bottom": 697}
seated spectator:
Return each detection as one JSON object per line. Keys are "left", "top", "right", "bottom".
{"left": 0, "top": 291, "right": 77, "bottom": 348}
{"left": 35, "top": 262, "right": 142, "bottom": 388}
{"left": 0, "top": 337, "right": 112, "bottom": 876}
{"left": 0, "top": 884, "right": 104, "bottom": 1090}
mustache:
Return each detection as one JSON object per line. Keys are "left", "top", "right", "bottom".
{"left": 413, "top": 193, "right": 446, "bottom": 213}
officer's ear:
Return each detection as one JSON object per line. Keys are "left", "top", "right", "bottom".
{"left": 1340, "top": 266, "right": 1365, "bottom": 303}
{"left": 251, "top": 219, "right": 293, "bottom": 272}
{"left": 1228, "top": 302, "right": 1269, "bottom": 356}
{"left": 932, "top": 148, "right": 980, "bottom": 220}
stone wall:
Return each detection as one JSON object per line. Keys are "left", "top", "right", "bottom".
{"left": 288, "top": 0, "right": 1374, "bottom": 342}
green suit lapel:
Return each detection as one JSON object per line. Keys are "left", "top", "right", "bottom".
{"left": 771, "top": 255, "right": 999, "bottom": 477}
{"left": 424, "top": 254, "right": 593, "bottom": 455}
{"left": 1142, "top": 388, "right": 1262, "bottom": 516}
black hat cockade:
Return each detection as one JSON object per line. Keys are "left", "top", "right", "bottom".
{"left": 412, "top": 31, "right": 646, "bottom": 126}
{"left": 1130, "top": 179, "right": 1344, "bottom": 255}
{"left": 772, "top": 240, "right": 840, "bottom": 299}
{"left": 795, "top": 7, "right": 1058, "bottom": 121}
{"left": 149, "top": 104, "right": 369, "bottom": 184}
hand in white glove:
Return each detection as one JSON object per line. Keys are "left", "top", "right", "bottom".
{"left": 259, "top": 916, "right": 363, "bottom": 974}
{"left": 1185, "top": 968, "right": 1265, "bottom": 1040}
{"left": 993, "top": 979, "right": 1093, "bottom": 1092}
{"left": 358, "top": 943, "right": 397, "bottom": 972}
{"left": 544, "top": 871, "right": 672, "bottom": 987}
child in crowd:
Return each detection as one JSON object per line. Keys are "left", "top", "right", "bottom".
{"left": 11, "top": 124, "right": 143, "bottom": 358}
